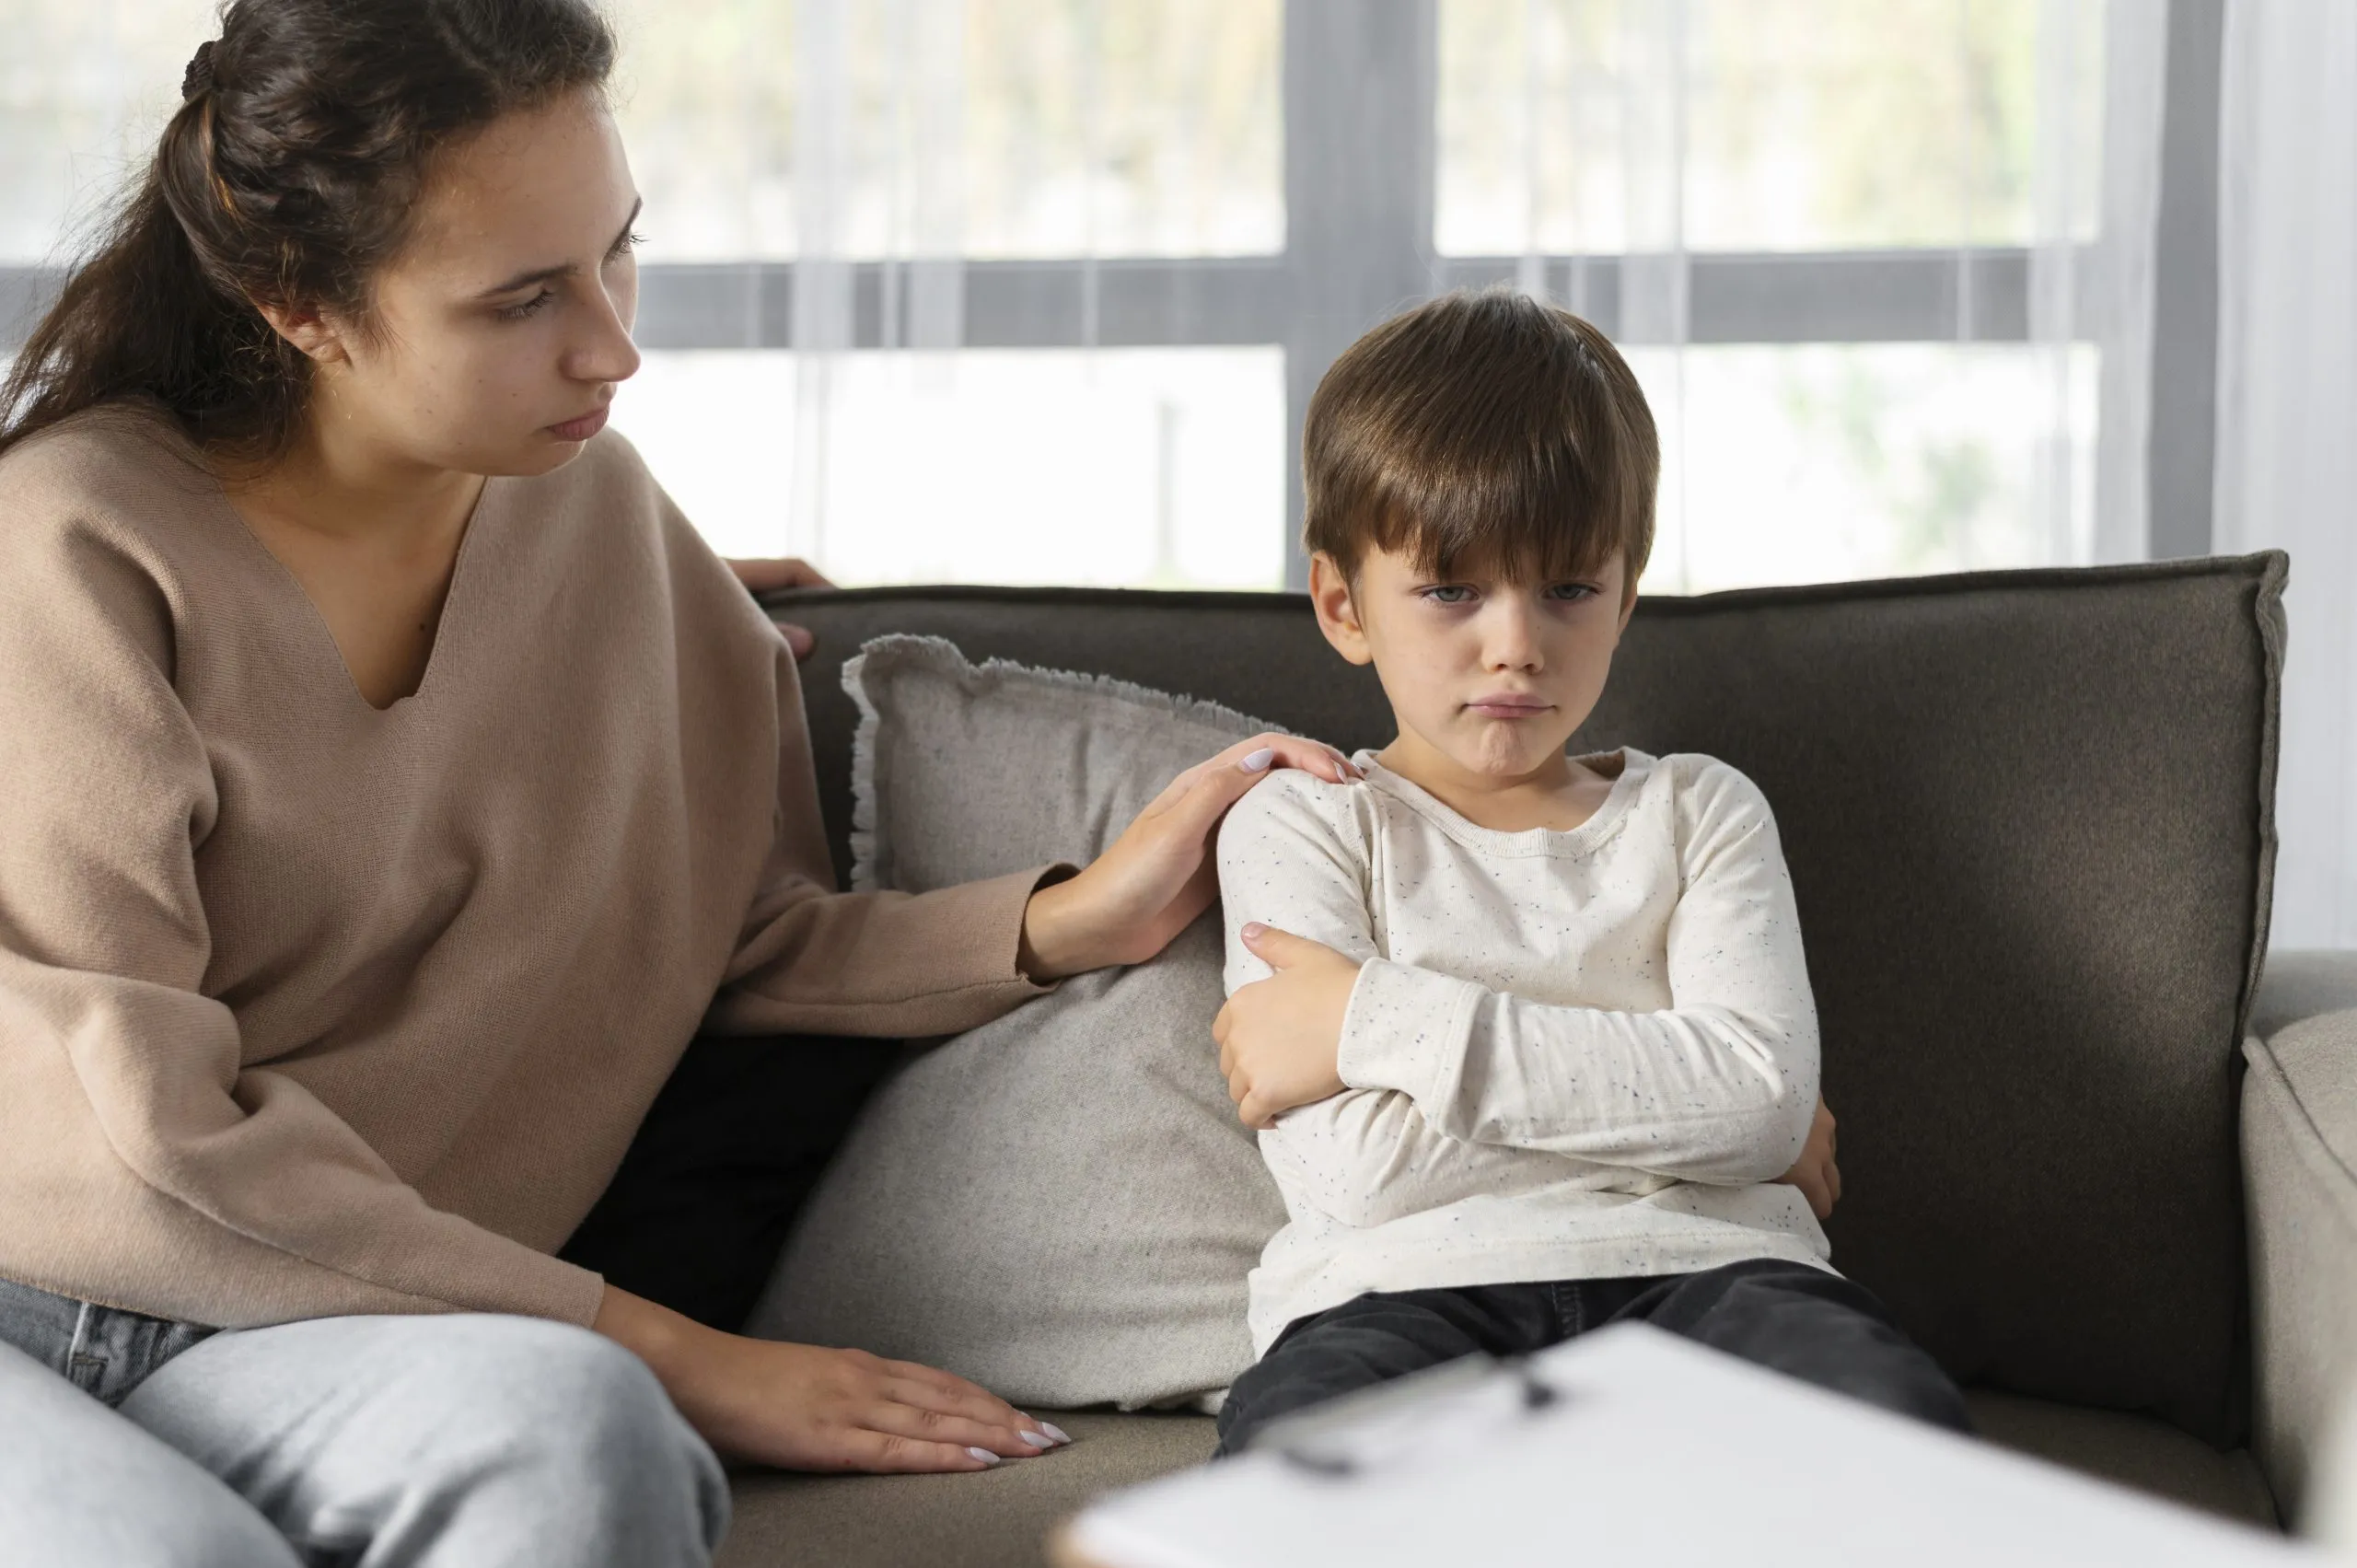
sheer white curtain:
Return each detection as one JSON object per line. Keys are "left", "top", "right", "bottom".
{"left": 2078, "top": 0, "right": 2166, "bottom": 565}
{"left": 606, "top": 0, "right": 1285, "bottom": 587}
{"left": 787, "top": 0, "right": 968, "bottom": 565}
{"left": 1492, "top": 0, "right": 2167, "bottom": 585}
{"left": 2214, "top": 0, "right": 2357, "bottom": 949}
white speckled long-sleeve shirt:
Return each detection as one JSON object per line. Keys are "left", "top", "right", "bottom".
{"left": 1218, "top": 747, "right": 1831, "bottom": 1353}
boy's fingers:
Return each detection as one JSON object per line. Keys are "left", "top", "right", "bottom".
{"left": 1238, "top": 923, "right": 1339, "bottom": 970}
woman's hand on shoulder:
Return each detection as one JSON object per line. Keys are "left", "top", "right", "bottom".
{"left": 593, "top": 1285, "right": 1070, "bottom": 1472}
{"left": 1016, "top": 734, "right": 1361, "bottom": 980}
{"left": 726, "top": 556, "right": 833, "bottom": 660}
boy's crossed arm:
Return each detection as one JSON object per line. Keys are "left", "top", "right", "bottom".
{"left": 1215, "top": 784, "right": 1572, "bottom": 1227}
{"left": 1215, "top": 772, "right": 1835, "bottom": 1221}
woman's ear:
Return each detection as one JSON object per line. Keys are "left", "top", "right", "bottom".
{"left": 252, "top": 300, "right": 353, "bottom": 366}
{"left": 1308, "top": 552, "right": 1374, "bottom": 667}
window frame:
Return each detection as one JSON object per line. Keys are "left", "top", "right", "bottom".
{"left": 0, "top": 0, "right": 2220, "bottom": 583}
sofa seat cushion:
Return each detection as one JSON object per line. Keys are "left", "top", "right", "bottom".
{"left": 716, "top": 1410, "right": 1216, "bottom": 1568}
{"left": 1963, "top": 1391, "right": 2278, "bottom": 1527}
{"left": 714, "top": 1395, "right": 2274, "bottom": 1566}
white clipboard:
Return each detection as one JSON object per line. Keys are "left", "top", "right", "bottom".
{"left": 1061, "top": 1324, "right": 2314, "bottom": 1568}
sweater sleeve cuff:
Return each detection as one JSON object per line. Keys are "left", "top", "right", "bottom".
{"left": 516, "top": 1254, "right": 610, "bottom": 1328}
{"left": 1334, "top": 958, "right": 1484, "bottom": 1117}
{"left": 936, "top": 863, "right": 1072, "bottom": 994}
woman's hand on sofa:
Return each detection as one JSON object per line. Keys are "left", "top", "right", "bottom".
{"left": 1017, "top": 734, "right": 1361, "bottom": 980}
{"left": 593, "top": 1284, "right": 1070, "bottom": 1472}
{"left": 726, "top": 556, "right": 833, "bottom": 660}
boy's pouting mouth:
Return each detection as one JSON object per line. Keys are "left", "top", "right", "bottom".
{"left": 1306, "top": 540, "right": 1635, "bottom": 831}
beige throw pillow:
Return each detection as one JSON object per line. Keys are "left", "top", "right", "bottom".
{"left": 744, "top": 635, "right": 1289, "bottom": 1410}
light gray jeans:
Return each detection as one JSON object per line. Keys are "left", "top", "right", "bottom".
{"left": 0, "top": 1275, "right": 728, "bottom": 1567}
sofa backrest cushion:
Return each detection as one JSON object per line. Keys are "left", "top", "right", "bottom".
{"left": 767, "top": 555, "right": 2284, "bottom": 1446}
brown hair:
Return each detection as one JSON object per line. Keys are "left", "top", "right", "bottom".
{"left": 0, "top": 0, "right": 617, "bottom": 466}
{"left": 1302, "top": 288, "right": 1660, "bottom": 587}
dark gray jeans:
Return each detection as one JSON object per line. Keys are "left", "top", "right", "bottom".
{"left": 0, "top": 1273, "right": 726, "bottom": 1567}
{"left": 1216, "top": 1258, "right": 1973, "bottom": 1457}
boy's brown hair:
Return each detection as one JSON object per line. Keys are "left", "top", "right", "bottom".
{"left": 1302, "top": 288, "right": 1659, "bottom": 589}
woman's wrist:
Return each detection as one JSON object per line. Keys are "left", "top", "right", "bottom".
{"left": 1017, "top": 871, "right": 1098, "bottom": 981}
{"left": 592, "top": 1283, "right": 708, "bottom": 1392}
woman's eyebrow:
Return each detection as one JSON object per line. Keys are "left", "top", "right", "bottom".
{"left": 474, "top": 197, "right": 644, "bottom": 298}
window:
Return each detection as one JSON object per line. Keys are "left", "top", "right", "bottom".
{"left": 0, "top": 1, "right": 221, "bottom": 262}
{"left": 623, "top": 346, "right": 1283, "bottom": 587}
{"left": 1437, "top": 0, "right": 2104, "bottom": 255}
{"left": 1, "top": 0, "right": 2190, "bottom": 595}
{"left": 606, "top": 0, "right": 1282, "bottom": 261}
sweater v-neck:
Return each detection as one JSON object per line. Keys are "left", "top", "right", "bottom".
{"left": 202, "top": 467, "right": 503, "bottom": 717}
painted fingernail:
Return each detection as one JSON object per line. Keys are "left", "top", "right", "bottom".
{"left": 966, "top": 1446, "right": 1003, "bottom": 1466}
{"left": 1041, "top": 1422, "right": 1074, "bottom": 1445}
{"left": 1019, "top": 1429, "right": 1054, "bottom": 1447}
{"left": 1237, "top": 747, "right": 1275, "bottom": 773}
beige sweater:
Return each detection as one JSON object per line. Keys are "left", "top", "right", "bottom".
{"left": 0, "top": 405, "right": 1052, "bottom": 1330}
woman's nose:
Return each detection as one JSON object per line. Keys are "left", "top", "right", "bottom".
{"left": 565, "top": 286, "right": 643, "bottom": 387}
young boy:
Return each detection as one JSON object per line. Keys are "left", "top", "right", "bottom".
{"left": 1211, "top": 290, "right": 1968, "bottom": 1455}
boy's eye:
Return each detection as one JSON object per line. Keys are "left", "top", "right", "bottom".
{"left": 1542, "top": 582, "right": 1599, "bottom": 601}
{"left": 495, "top": 289, "right": 556, "bottom": 322}
{"left": 608, "top": 229, "right": 647, "bottom": 262}
{"left": 1421, "top": 585, "right": 1477, "bottom": 605}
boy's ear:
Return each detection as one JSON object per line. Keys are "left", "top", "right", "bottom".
{"left": 1307, "top": 552, "right": 1373, "bottom": 666}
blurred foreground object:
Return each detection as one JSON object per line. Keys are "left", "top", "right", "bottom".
{"left": 1057, "top": 1325, "right": 2316, "bottom": 1568}
{"left": 2312, "top": 1386, "right": 2357, "bottom": 1554}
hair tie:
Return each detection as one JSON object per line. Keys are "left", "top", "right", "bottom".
{"left": 181, "top": 40, "right": 217, "bottom": 101}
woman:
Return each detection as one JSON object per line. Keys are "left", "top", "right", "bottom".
{"left": 0, "top": 3, "right": 1349, "bottom": 1562}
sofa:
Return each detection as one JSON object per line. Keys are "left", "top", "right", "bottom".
{"left": 713, "top": 553, "right": 2355, "bottom": 1567}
